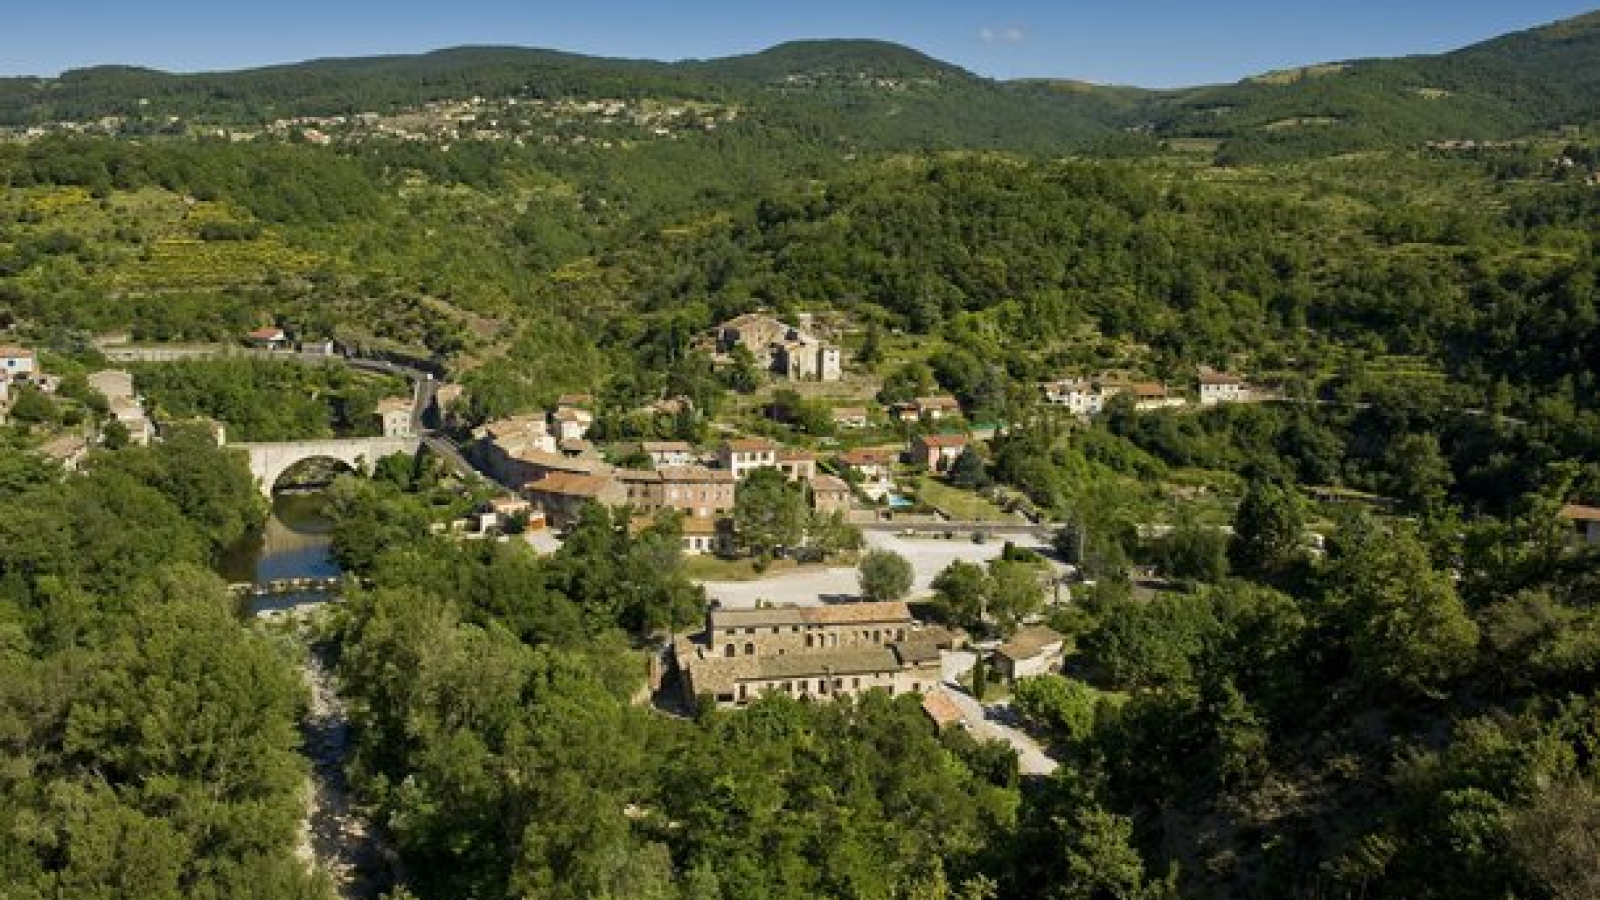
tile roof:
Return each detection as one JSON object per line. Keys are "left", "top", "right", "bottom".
{"left": 709, "top": 600, "right": 913, "bottom": 631}
{"left": 809, "top": 474, "right": 850, "bottom": 493}
{"left": 1560, "top": 503, "right": 1600, "bottom": 522}
{"left": 723, "top": 437, "right": 777, "bottom": 453}
{"left": 996, "top": 626, "right": 1065, "bottom": 663}
{"left": 918, "top": 433, "right": 969, "bottom": 448}
{"left": 525, "top": 471, "right": 612, "bottom": 498}
{"left": 657, "top": 465, "right": 735, "bottom": 484}
{"left": 921, "top": 689, "right": 966, "bottom": 729}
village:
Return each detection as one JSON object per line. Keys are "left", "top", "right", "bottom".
{"left": 6, "top": 304, "right": 1600, "bottom": 762}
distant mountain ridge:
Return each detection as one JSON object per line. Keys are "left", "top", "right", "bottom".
{"left": 1, "top": 11, "right": 1596, "bottom": 158}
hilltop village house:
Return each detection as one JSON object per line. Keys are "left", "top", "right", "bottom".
{"left": 710, "top": 313, "right": 842, "bottom": 382}
{"left": 1198, "top": 368, "right": 1252, "bottom": 406}
{"left": 912, "top": 433, "right": 969, "bottom": 473}
{"left": 1560, "top": 504, "right": 1600, "bottom": 545}
{"left": 676, "top": 601, "right": 947, "bottom": 706}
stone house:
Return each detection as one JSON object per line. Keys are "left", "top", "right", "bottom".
{"left": 523, "top": 471, "right": 625, "bottom": 528}
{"left": 1, "top": 345, "right": 36, "bottom": 385}
{"left": 832, "top": 407, "right": 870, "bottom": 429}
{"left": 375, "top": 396, "right": 415, "bottom": 438}
{"left": 473, "top": 415, "right": 560, "bottom": 488}
{"left": 679, "top": 516, "right": 734, "bottom": 556}
{"left": 1042, "top": 378, "right": 1100, "bottom": 416}
{"left": 1560, "top": 504, "right": 1600, "bottom": 545}
{"left": 616, "top": 465, "right": 736, "bottom": 519}
{"left": 777, "top": 448, "right": 818, "bottom": 481}
{"left": 915, "top": 395, "right": 962, "bottom": 421}
{"left": 642, "top": 440, "right": 697, "bottom": 467}
{"left": 552, "top": 406, "right": 593, "bottom": 441}
{"left": 912, "top": 433, "right": 969, "bottom": 472}
{"left": 808, "top": 474, "right": 853, "bottom": 514}
{"left": 837, "top": 445, "right": 900, "bottom": 481}
{"left": 713, "top": 312, "right": 842, "bottom": 382}
{"left": 992, "top": 626, "right": 1066, "bottom": 682}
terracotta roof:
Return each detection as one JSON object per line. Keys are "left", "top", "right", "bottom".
{"left": 657, "top": 465, "right": 735, "bottom": 484}
{"left": 642, "top": 441, "right": 694, "bottom": 454}
{"left": 840, "top": 446, "right": 900, "bottom": 466}
{"left": 1130, "top": 382, "right": 1167, "bottom": 398}
{"left": 375, "top": 396, "right": 413, "bottom": 415}
{"left": 804, "top": 601, "right": 913, "bottom": 626}
{"left": 832, "top": 407, "right": 869, "bottom": 419}
{"left": 778, "top": 449, "right": 816, "bottom": 462}
{"left": 1560, "top": 503, "right": 1600, "bottom": 523}
{"left": 0, "top": 345, "right": 36, "bottom": 359}
{"left": 809, "top": 474, "right": 850, "bottom": 493}
{"left": 918, "top": 433, "right": 969, "bottom": 448}
{"left": 890, "top": 639, "right": 943, "bottom": 665}
{"left": 556, "top": 393, "right": 594, "bottom": 407}
{"left": 996, "top": 626, "right": 1065, "bottom": 663}
{"left": 554, "top": 407, "right": 593, "bottom": 422}
{"left": 614, "top": 468, "right": 662, "bottom": 484}
{"left": 487, "top": 496, "right": 532, "bottom": 513}
{"left": 525, "top": 471, "right": 612, "bottom": 498}
{"left": 755, "top": 647, "right": 904, "bottom": 679}
{"left": 921, "top": 690, "right": 966, "bottom": 729}
{"left": 723, "top": 437, "right": 777, "bottom": 453}
{"left": 1199, "top": 370, "right": 1245, "bottom": 386}
{"left": 709, "top": 600, "right": 913, "bottom": 631}
{"left": 916, "top": 395, "right": 961, "bottom": 410}
{"left": 247, "top": 327, "right": 284, "bottom": 340}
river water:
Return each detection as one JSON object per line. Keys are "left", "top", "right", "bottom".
{"left": 220, "top": 492, "right": 342, "bottom": 612}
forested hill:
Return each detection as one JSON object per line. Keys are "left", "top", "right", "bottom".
{"left": 0, "top": 40, "right": 1136, "bottom": 151}
{"left": 1147, "top": 10, "right": 1600, "bottom": 162}
{"left": 4, "top": 11, "right": 1597, "bottom": 157}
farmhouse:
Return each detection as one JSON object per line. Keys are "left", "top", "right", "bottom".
{"left": 912, "top": 433, "right": 969, "bottom": 472}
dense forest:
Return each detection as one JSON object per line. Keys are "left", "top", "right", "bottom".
{"left": 2, "top": 12, "right": 1599, "bottom": 900}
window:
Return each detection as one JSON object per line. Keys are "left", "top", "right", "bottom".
{"left": 724, "top": 645, "right": 735, "bottom": 657}
{"left": 744, "top": 642, "right": 755, "bottom": 656}
{"left": 771, "top": 627, "right": 779, "bottom": 635}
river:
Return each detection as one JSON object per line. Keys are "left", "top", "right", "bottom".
{"left": 220, "top": 492, "right": 342, "bottom": 613}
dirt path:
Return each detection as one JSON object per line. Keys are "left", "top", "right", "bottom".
{"left": 296, "top": 640, "right": 399, "bottom": 899}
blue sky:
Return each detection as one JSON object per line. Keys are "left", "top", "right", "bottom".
{"left": 4, "top": 1, "right": 1596, "bottom": 87}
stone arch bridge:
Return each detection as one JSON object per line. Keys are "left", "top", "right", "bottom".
{"left": 236, "top": 436, "right": 421, "bottom": 496}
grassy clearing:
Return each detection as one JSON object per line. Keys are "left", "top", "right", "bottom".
{"left": 915, "top": 476, "right": 1010, "bottom": 521}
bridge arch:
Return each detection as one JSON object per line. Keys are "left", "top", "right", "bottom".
{"left": 237, "top": 437, "right": 421, "bottom": 496}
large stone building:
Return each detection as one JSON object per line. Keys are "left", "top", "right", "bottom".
{"left": 615, "top": 465, "right": 737, "bottom": 519}
{"left": 712, "top": 313, "right": 842, "bottom": 382}
{"left": 677, "top": 601, "right": 946, "bottom": 705}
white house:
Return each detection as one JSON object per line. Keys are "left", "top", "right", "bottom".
{"left": 1199, "top": 368, "right": 1250, "bottom": 406}
{"left": 718, "top": 438, "right": 778, "bottom": 478}
{"left": 1, "top": 345, "right": 37, "bottom": 385}
{"left": 375, "top": 396, "right": 415, "bottom": 438}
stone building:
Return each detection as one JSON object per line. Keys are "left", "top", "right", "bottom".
{"left": 1198, "top": 368, "right": 1251, "bottom": 406}
{"left": 808, "top": 474, "right": 853, "bottom": 514}
{"left": 677, "top": 601, "right": 946, "bottom": 705}
{"left": 712, "top": 312, "right": 842, "bottom": 382}
{"left": 375, "top": 396, "right": 415, "bottom": 438}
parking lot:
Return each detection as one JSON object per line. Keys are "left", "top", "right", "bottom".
{"left": 700, "top": 530, "right": 1058, "bottom": 609}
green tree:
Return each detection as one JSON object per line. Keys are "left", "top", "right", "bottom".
{"left": 1328, "top": 518, "right": 1479, "bottom": 696}
{"left": 1229, "top": 477, "right": 1304, "bottom": 576}
{"left": 949, "top": 445, "right": 991, "bottom": 490}
{"left": 932, "top": 560, "right": 989, "bottom": 631}
{"left": 724, "top": 344, "right": 763, "bottom": 394}
{"left": 1011, "top": 674, "right": 1099, "bottom": 743}
{"left": 986, "top": 559, "right": 1044, "bottom": 635}
{"left": 858, "top": 548, "right": 913, "bottom": 601}
{"left": 732, "top": 467, "right": 806, "bottom": 558}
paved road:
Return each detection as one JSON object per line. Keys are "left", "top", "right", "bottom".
{"left": 940, "top": 682, "right": 1058, "bottom": 777}
{"left": 700, "top": 530, "right": 1055, "bottom": 608}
